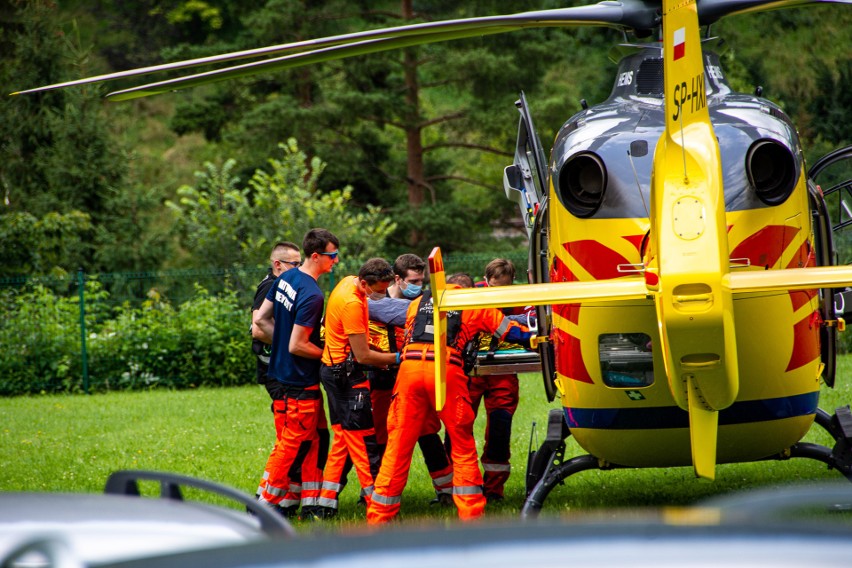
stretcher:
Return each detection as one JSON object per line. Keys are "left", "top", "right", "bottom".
{"left": 472, "top": 348, "right": 541, "bottom": 376}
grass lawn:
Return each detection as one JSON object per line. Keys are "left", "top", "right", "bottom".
{"left": 2, "top": 356, "right": 851, "bottom": 531}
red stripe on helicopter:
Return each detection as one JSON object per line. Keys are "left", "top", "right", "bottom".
{"left": 785, "top": 240, "right": 815, "bottom": 270}
{"left": 729, "top": 225, "right": 800, "bottom": 269}
{"left": 622, "top": 234, "right": 646, "bottom": 255}
{"left": 564, "top": 240, "right": 633, "bottom": 281}
{"left": 786, "top": 242, "right": 816, "bottom": 312}
{"left": 553, "top": 303, "right": 581, "bottom": 326}
{"left": 785, "top": 312, "right": 821, "bottom": 372}
{"left": 552, "top": 327, "right": 594, "bottom": 384}
{"left": 673, "top": 27, "right": 686, "bottom": 61}
{"left": 550, "top": 254, "right": 578, "bottom": 283}
{"left": 789, "top": 289, "right": 817, "bottom": 313}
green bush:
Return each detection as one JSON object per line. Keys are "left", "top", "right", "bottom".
{"left": 0, "top": 281, "right": 254, "bottom": 395}
{"left": 0, "top": 283, "right": 85, "bottom": 394}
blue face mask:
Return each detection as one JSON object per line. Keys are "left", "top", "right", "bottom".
{"left": 402, "top": 283, "right": 422, "bottom": 298}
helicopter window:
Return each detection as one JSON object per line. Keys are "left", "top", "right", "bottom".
{"left": 599, "top": 333, "right": 654, "bottom": 388}
{"left": 636, "top": 59, "right": 664, "bottom": 96}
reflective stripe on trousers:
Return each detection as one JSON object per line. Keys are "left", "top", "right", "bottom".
{"left": 452, "top": 485, "right": 484, "bottom": 495}
{"left": 371, "top": 491, "right": 402, "bottom": 506}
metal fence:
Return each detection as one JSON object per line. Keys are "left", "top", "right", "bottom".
{"left": 0, "top": 253, "right": 527, "bottom": 396}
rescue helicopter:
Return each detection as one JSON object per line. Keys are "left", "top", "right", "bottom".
{"left": 13, "top": 0, "right": 852, "bottom": 515}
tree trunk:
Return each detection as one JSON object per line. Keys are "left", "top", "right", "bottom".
{"left": 402, "top": 0, "right": 425, "bottom": 247}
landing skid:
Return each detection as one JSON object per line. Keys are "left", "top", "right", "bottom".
{"left": 521, "top": 406, "right": 852, "bottom": 518}
{"left": 783, "top": 406, "right": 852, "bottom": 481}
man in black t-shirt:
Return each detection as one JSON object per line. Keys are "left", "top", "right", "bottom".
{"left": 252, "top": 242, "right": 302, "bottom": 388}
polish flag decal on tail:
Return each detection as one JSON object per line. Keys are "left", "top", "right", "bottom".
{"left": 673, "top": 27, "right": 685, "bottom": 61}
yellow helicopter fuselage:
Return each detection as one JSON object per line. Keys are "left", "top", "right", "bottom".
{"left": 549, "top": 171, "right": 820, "bottom": 467}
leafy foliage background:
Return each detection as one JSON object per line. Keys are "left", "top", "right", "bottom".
{"left": 2, "top": 1, "right": 850, "bottom": 278}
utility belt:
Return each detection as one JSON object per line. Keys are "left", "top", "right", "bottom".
{"left": 402, "top": 347, "right": 464, "bottom": 368}
{"left": 285, "top": 385, "right": 321, "bottom": 400}
{"left": 327, "top": 351, "right": 365, "bottom": 376}
{"left": 323, "top": 352, "right": 367, "bottom": 389}
{"left": 267, "top": 382, "right": 321, "bottom": 401}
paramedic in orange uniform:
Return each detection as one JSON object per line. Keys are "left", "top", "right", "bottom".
{"left": 470, "top": 258, "right": 534, "bottom": 502}
{"left": 367, "top": 254, "right": 427, "bottom": 450}
{"left": 368, "top": 254, "right": 454, "bottom": 504}
{"left": 367, "top": 273, "right": 535, "bottom": 524}
{"left": 317, "top": 258, "right": 399, "bottom": 517}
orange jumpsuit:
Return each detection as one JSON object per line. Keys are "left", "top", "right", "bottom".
{"left": 369, "top": 306, "right": 454, "bottom": 499}
{"left": 367, "top": 289, "right": 532, "bottom": 524}
{"left": 318, "top": 276, "right": 381, "bottom": 513}
{"left": 467, "top": 283, "right": 533, "bottom": 500}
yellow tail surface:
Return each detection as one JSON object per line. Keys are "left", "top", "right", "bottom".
{"left": 428, "top": 248, "right": 449, "bottom": 410}
{"left": 644, "top": 0, "right": 736, "bottom": 479}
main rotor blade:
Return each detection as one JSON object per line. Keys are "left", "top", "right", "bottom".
{"left": 698, "top": 0, "right": 852, "bottom": 25}
{"left": 13, "top": 0, "right": 849, "bottom": 98}
{"left": 13, "top": 0, "right": 660, "bottom": 99}
{"left": 105, "top": 28, "right": 518, "bottom": 101}
{"left": 104, "top": 2, "right": 653, "bottom": 102}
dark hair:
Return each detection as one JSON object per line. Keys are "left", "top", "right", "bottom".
{"left": 359, "top": 258, "right": 394, "bottom": 285}
{"left": 484, "top": 258, "right": 515, "bottom": 282}
{"left": 393, "top": 253, "right": 426, "bottom": 278}
{"left": 302, "top": 228, "right": 339, "bottom": 256}
{"left": 271, "top": 241, "right": 299, "bottom": 256}
{"left": 447, "top": 272, "right": 474, "bottom": 288}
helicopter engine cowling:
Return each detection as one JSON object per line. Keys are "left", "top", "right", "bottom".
{"left": 556, "top": 152, "right": 607, "bottom": 218}
{"left": 746, "top": 138, "right": 797, "bottom": 206}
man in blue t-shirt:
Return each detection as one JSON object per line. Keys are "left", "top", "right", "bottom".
{"left": 251, "top": 228, "right": 340, "bottom": 520}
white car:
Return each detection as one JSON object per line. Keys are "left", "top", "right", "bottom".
{"left": 2, "top": 472, "right": 850, "bottom": 568}
{"left": 0, "top": 470, "right": 293, "bottom": 568}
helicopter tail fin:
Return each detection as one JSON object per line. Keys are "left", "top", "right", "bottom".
{"left": 662, "top": 0, "right": 709, "bottom": 135}
{"left": 649, "top": 0, "right": 736, "bottom": 479}
{"left": 428, "top": 248, "right": 449, "bottom": 411}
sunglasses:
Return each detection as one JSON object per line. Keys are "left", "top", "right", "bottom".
{"left": 318, "top": 251, "right": 339, "bottom": 259}
{"left": 275, "top": 259, "right": 301, "bottom": 267}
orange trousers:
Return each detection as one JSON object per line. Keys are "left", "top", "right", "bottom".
{"left": 258, "top": 387, "right": 324, "bottom": 509}
{"left": 256, "top": 391, "right": 328, "bottom": 508}
{"left": 372, "top": 380, "right": 453, "bottom": 498}
{"left": 367, "top": 356, "right": 485, "bottom": 524}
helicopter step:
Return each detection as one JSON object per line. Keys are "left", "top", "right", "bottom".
{"left": 521, "top": 406, "right": 852, "bottom": 517}
{"left": 525, "top": 408, "right": 571, "bottom": 497}
{"left": 522, "top": 408, "right": 624, "bottom": 519}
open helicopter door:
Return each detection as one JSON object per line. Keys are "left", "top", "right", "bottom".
{"left": 503, "top": 92, "right": 558, "bottom": 401}
{"left": 504, "top": 91, "right": 547, "bottom": 236}
{"left": 810, "top": 144, "right": 852, "bottom": 388}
